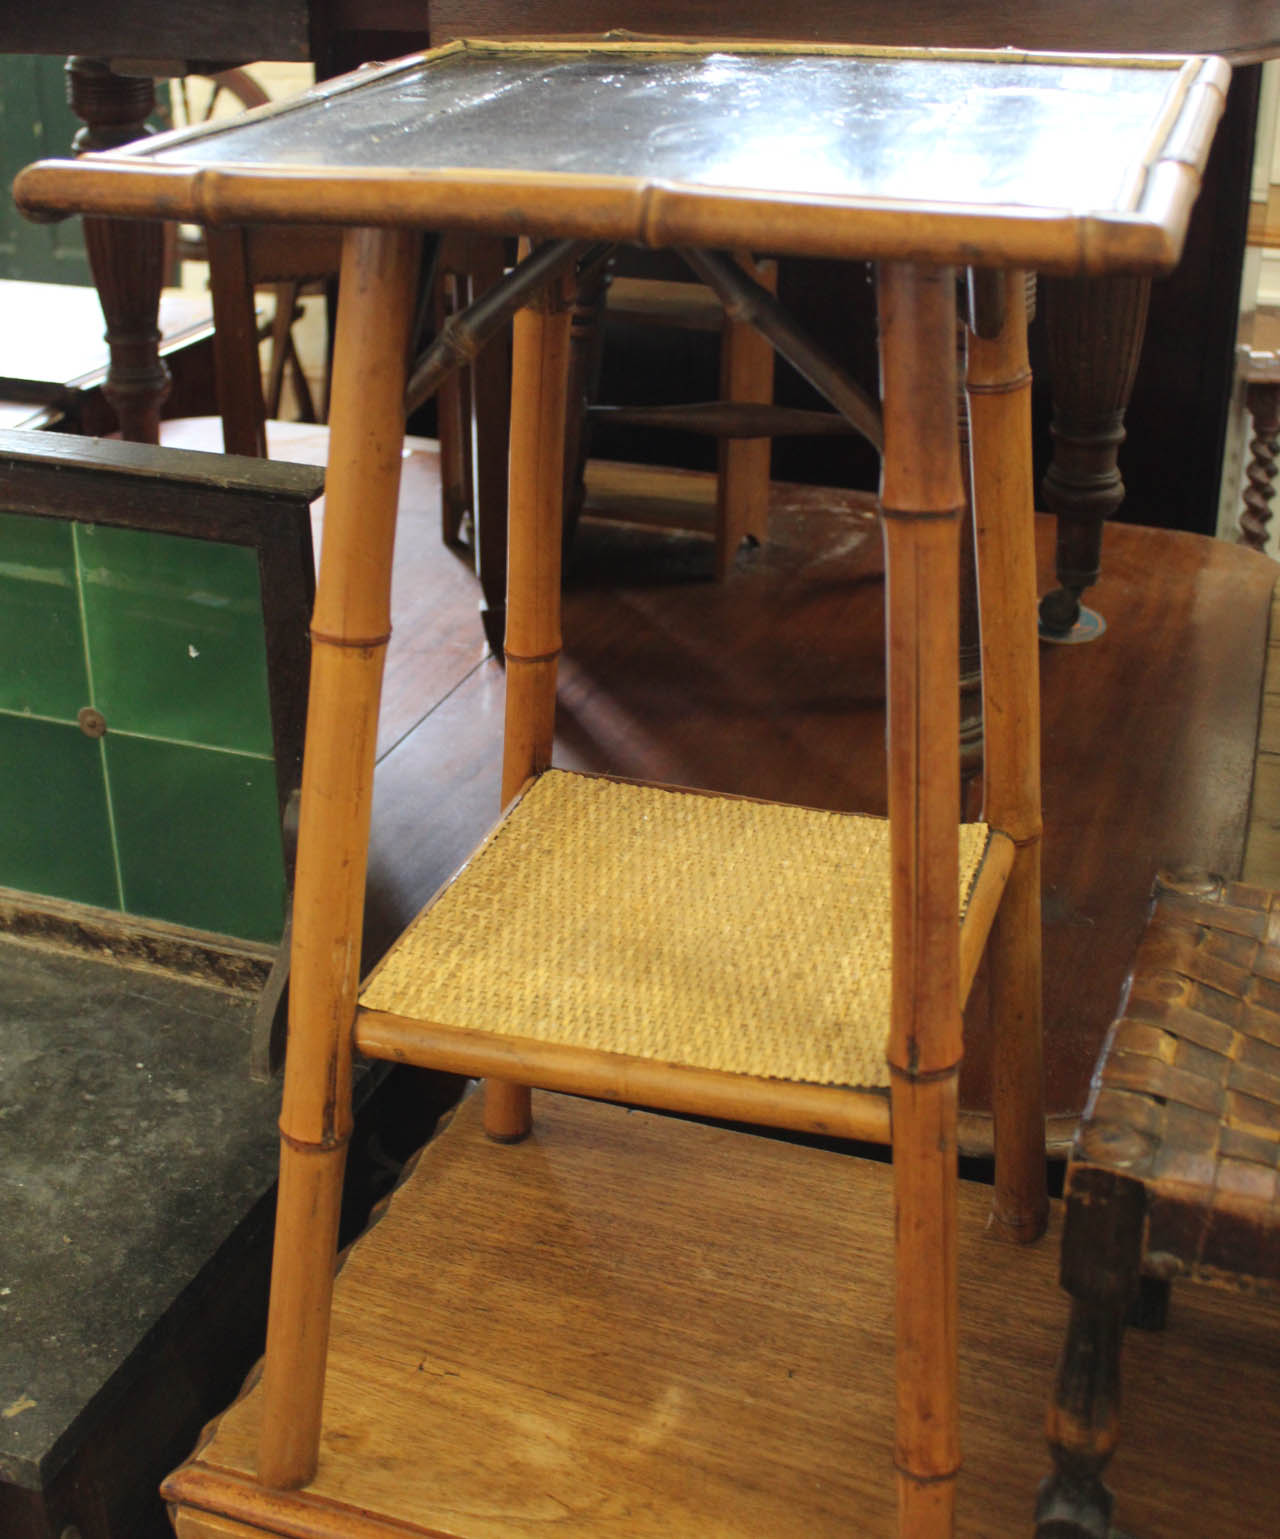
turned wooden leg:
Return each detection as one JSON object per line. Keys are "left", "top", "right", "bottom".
{"left": 966, "top": 269, "right": 1049, "bottom": 1244}
{"left": 879, "top": 262, "right": 964, "bottom": 1539}
{"left": 1241, "top": 377, "right": 1280, "bottom": 552}
{"left": 1038, "top": 275, "right": 1151, "bottom": 639}
{"left": 66, "top": 58, "right": 171, "bottom": 444}
{"left": 483, "top": 258, "right": 574, "bottom": 1144}
{"left": 257, "top": 227, "right": 421, "bottom": 1490}
{"left": 1036, "top": 1169, "right": 1145, "bottom": 1539}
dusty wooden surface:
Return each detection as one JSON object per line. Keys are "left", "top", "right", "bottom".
{"left": 166, "top": 1089, "right": 1280, "bottom": 1539}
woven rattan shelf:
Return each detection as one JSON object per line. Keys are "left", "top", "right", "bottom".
{"left": 357, "top": 769, "right": 1004, "bottom": 1135}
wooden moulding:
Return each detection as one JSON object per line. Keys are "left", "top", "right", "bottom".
{"left": 12, "top": 46, "right": 1228, "bottom": 278}
{"left": 258, "top": 226, "right": 421, "bottom": 1492}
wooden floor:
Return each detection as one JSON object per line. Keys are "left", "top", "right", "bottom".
{"left": 166, "top": 1090, "right": 1280, "bottom": 1539}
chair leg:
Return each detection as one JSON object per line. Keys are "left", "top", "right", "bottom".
{"left": 256, "top": 226, "right": 421, "bottom": 1490}
{"left": 469, "top": 236, "right": 514, "bottom": 658}
{"left": 1036, "top": 1171, "right": 1145, "bottom": 1539}
{"left": 878, "top": 261, "right": 965, "bottom": 1539}
{"left": 207, "top": 224, "right": 268, "bottom": 458}
{"left": 483, "top": 256, "right": 574, "bottom": 1144}
{"left": 716, "top": 254, "right": 777, "bottom": 578}
{"left": 435, "top": 247, "right": 474, "bottom": 547}
{"left": 562, "top": 247, "right": 614, "bottom": 547}
{"left": 965, "top": 268, "right": 1049, "bottom": 1244}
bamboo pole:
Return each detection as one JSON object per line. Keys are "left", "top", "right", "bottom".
{"left": 878, "top": 261, "right": 963, "bottom": 1539}
{"left": 356, "top": 1009, "right": 895, "bottom": 1143}
{"left": 257, "top": 226, "right": 420, "bottom": 1490}
{"left": 485, "top": 255, "right": 574, "bottom": 1143}
{"left": 965, "top": 268, "right": 1049, "bottom": 1244}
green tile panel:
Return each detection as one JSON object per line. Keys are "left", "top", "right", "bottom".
{"left": 0, "top": 511, "right": 90, "bottom": 720}
{"left": 0, "top": 715, "right": 118, "bottom": 910}
{"left": 0, "top": 509, "right": 286, "bottom": 942}
{"left": 106, "top": 735, "right": 285, "bottom": 944}
{"left": 75, "top": 523, "right": 276, "bottom": 757}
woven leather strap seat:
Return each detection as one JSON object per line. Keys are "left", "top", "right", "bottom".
{"left": 1038, "top": 872, "right": 1280, "bottom": 1539}
{"left": 1070, "top": 872, "right": 1280, "bottom": 1288}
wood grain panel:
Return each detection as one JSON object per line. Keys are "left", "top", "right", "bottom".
{"left": 165, "top": 1090, "right": 1280, "bottom": 1539}
{"left": 426, "top": 0, "right": 1280, "bottom": 60}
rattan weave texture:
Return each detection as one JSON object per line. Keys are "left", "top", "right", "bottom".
{"left": 1071, "top": 873, "right": 1280, "bottom": 1287}
{"left": 360, "top": 770, "right": 991, "bottom": 1088}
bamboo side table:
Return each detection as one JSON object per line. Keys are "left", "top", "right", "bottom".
{"left": 15, "top": 38, "right": 1228, "bottom": 1539}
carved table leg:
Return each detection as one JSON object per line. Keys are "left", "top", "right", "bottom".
{"left": 66, "top": 58, "right": 170, "bottom": 444}
{"left": 1038, "top": 275, "right": 1151, "bottom": 641}
{"left": 1241, "top": 377, "right": 1280, "bottom": 552}
{"left": 1036, "top": 1168, "right": 1145, "bottom": 1539}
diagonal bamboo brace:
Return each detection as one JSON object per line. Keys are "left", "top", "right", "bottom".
{"left": 681, "top": 246, "right": 883, "bottom": 451}
{"left": 404, "top": 237, "right": 586, "bottom": 414}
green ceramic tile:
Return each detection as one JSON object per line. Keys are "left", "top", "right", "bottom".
{"left": 0, "top": 714, "right": 118, "bottom": 909}
{"left": 107, "top": 734, "right": 284, "bottom": 943}
{"left": 0, "top": 511, "right": 89, "bottom": 720}
{"left": 76, "top": 523, "right": 275, "bottom": 756}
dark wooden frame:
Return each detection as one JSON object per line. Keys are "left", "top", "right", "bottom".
{"left": 0, "top": 428, "right": 319, "bottom": 816}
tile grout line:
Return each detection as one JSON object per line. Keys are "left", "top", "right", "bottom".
{"left": 71, "top": 522, "right": 127, "bottom": 912}
{"left": 0, "top": 712, "right": 276, "bottom": 763}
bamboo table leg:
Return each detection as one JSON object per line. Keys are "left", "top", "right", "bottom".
{"left": 257, "top": 225, "right": 421, "bottom": 1491}
{"left": 966, "top": 269, "right": 1049, "bottom": 1244}
{"left": 484, "top": 259, "right": 575, "bottom": 1143}
{"left": 878, "top": 262, "right": 964, "bottom": 1539}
